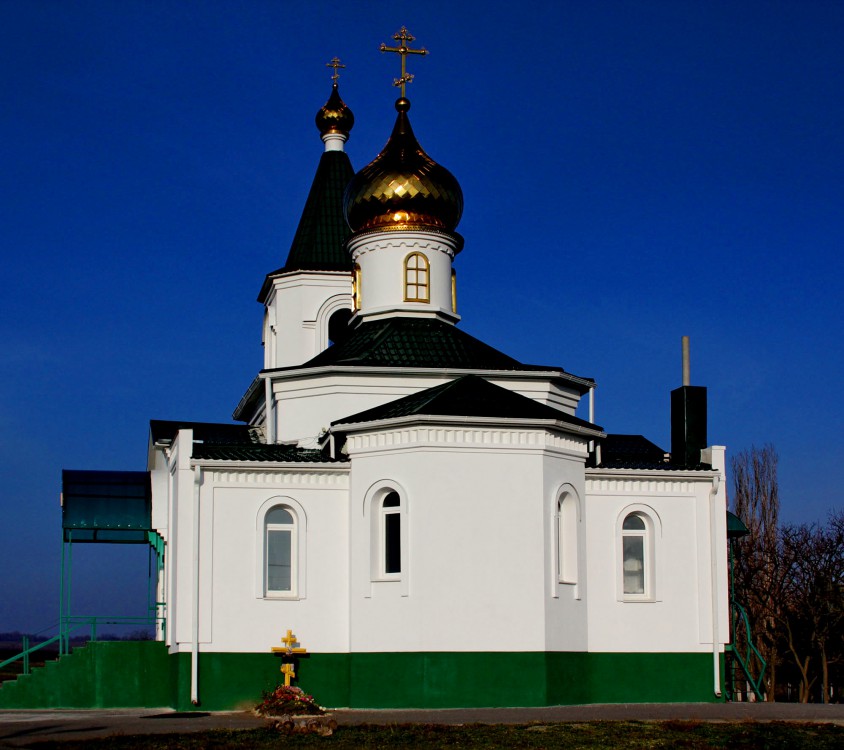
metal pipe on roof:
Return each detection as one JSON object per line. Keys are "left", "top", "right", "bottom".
{"left": 682, "top": 336, "right": 691, "bottom": 386}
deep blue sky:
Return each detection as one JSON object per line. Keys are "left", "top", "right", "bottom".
{"left": 1, "top": 2, "right": 842, "bottom": 632}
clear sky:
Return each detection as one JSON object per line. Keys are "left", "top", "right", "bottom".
{"left": 1, "top": 1, "right": 842, "bottom": 633}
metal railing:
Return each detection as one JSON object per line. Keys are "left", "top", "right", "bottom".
{"left": 0, "top": 615, "right": 163, "bottom": 677}
{"left": 726, "top": 599, "right": 767, "bottom": 701}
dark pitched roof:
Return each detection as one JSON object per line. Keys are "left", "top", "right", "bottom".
{"left": 259, "top": 150, "right": 354, "bottom": 301}
{"left": 149, "top": 421, "right": 342, "bottom": 462}
{"left": 589, "top": 433, "right": 712, "bottom": 471}
{"left": 293, "top": 316, "right": 580, "bottom": 378}
{"left": 192, "top": 443, "right": 342, "bottom": 463}
{"left": 149, "top": 420, "right": 259, "bottom": 445}
{"left": 333, "top": 374, "right": 601, "bottom": 431}
{"left": 727, "top": 510, "right": 750, "bottom": 538}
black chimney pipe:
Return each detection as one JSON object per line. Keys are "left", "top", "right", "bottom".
{"left": 671, "top": 385, "right": 707, "bottom": 467}
{"left": 671, "top": 336, "right": 707, "bottom": 467}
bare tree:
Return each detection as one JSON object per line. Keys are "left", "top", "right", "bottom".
{"left": 777, "top": 512, "right": 844, "bottom": 702}
{"left": 731, "top": 444, "right": 781, "bottom": 699}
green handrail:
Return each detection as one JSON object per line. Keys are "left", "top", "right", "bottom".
{"left": 0, "top": 633, "right": 61, "bottom": 674}
{"left": 1, "top": 616, "right": 163, "bottom": 675}
{"left": 727, "top": 599, "right": 767, "bottom": 701}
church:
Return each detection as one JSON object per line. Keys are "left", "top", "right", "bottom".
{"left": 1, "top": 31, "right": 730, "bottom": 710}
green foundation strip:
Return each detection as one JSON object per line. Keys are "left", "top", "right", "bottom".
{"left": 0, "top": 642, "right": 723, "bottom": 710}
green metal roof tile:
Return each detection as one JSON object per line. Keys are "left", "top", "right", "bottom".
{"left": 300, "top": 317, "right": 562, "bottom": 373}
{"left": 333, "top": 374, "right": 600, "bottom": 431}
{"left": 192, "top": 444, "right": 341, "bottom": 463}
{"left": 589, "top": 433, "right": 713, "bottom": 471}
{"left": 150, "top": 420, "right": 258, "bottom": 445}
{"left": 282, "top": 150, "right": 355, "bottom": 273}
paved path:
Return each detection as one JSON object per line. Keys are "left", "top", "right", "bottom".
{"left": 1, "top": 703, "right": 843, "bottom": 746}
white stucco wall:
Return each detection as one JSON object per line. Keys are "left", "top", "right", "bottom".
{"left": 152, "top": 426, "right": 727, "bottom": 661}
{"left": 269, "top": 370, "right": 587, "bottom": 445}
{"left": 345, "top": 424, "right": 589, "bottom": 653}
{"left": 348, "top": 229, "right": 459, "bottom": 322}
{"left": 582, "top": 467, "right": 728, "bottom": 653}
{"left": 203, "top": 470, "right": 351, "bottom": 652}
{"left": 263, "top": 271, "right": 353, "bottom": 369}
{"left": 543, "top": 454, "right": 589, "bottom": 651}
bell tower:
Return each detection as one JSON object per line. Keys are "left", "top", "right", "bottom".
{"left": 259, "top": 61, "right": 356, "bottom": 369}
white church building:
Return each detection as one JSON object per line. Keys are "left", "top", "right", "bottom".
{"left": 1, "top": 41, "right": 730, "bottom": 710}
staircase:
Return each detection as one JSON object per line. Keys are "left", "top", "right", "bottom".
{"left": 725, "top": 600, "right": 766, "bottom": 701}
{"left": 0, "top": 641, "right": 171, "bottom": 709}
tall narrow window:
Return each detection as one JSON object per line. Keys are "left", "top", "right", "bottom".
{"left": 622, "top": 513, "right": 647, "bottom": 596}
{"left": 382, "top": 492, "right": 401, "bottom": 575}
{"left": 266, "top": 506, "right": 296, "bottom": 596}
{"left": 353, "top": 264, "right": 362, "bottom": 310}
{"left": 404, "top": 252, "right": 429, "bottom": 302}
{"left": 558, "top": 495, "right": 578, "bottom": 584}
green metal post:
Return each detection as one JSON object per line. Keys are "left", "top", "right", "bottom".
{"left": 65, "top": 533, "right": 73, "bottom": 653}
{"left": 59, "top": 535, "right": 66, "bottom": 655}
{"left": 147, "top": 544, "right": 153, "bottom": 618}
{"left": 22, "top": 635, "right": 29, "bottom": 674}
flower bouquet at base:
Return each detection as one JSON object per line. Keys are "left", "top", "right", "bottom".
{"left": 256, "top": 685, "right": 326, "bottom": 717}
{"left": 255, "top": 685, "right": 336, "bottom": 735}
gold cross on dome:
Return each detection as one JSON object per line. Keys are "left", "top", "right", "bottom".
{"left": 380, "top": 26, "right": 428, "bottom": 97}
{"left": 326, "top": 56, "right": 345, "bottom": 83}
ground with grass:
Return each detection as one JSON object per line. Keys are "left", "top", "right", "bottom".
{"left": 20, "top": 720, "right": 844, "bottom": 749}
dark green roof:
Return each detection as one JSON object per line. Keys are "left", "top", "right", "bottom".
{"left": 589, "top": 433, "right": 712, "bottom": 471}
{"left": 150, "top": 420, "right": 259, "bottom": 445}
{"left": 259, "top": 150, "right": 354, "bottom": 301}
{"left": 192, "top": 444, "right": 341, "bottom": 463}
{"left": 598, "top": 434, "right": 667, "bottom": 465}
{"left": 292, "top": 316, "right": 579, "bottom": 377}
{"left": 727, "top": 510, "right": 750, "bottom": 538}
{"left": 333, "top": 374, "right": 600, "bottom": 431}
{"left": 61, "top": 470, "right": 152, "bottom": 543}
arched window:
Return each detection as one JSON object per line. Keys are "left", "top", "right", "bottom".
{"left": 353, "top": 263, "right": 362, "bottom": 311}
{"left": 621, "top": 513, "right": 648, "bottom": 597}
{"left": 265, "top": 506, "right": 297, "bottom": 596}
{"left": 381, "top": 492, "right": 402, "bottom": 575}
{"left": 558, "top": 494, "right": 578, "bottom": 584}
{"left": 404, "top": 252, "right": 430, "bottom": 302}
{"left": 327, "top": 307, "right": 352, "bottom": 346}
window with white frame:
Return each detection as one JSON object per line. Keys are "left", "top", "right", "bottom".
{"left": 381, "top": 491, "right": 402, "bottom": 576}
{"left": 265, "top": 505, "right": 296, "bottom": 596}
{"left": 621, "top": 512, "right": 648, "bottom": 597}
{"left": 558, "top": 494, "right": 578, "bottom": 584}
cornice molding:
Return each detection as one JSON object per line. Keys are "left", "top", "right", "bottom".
{"left": 199, "top": 465, "right": 350, "bottom": 487}
{"left": 345, "top": 424, "right": 588, "bottom": 456}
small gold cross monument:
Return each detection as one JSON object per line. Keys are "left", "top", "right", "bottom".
{"left": 271, "top": 629, "right": 308, "bottom": 686}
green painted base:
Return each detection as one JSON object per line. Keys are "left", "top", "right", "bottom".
{"left": 0, "top": 643, "right": 724, "bottom": 710}
{"left": 0, "top": 641, "right": 171, "bottom": 709}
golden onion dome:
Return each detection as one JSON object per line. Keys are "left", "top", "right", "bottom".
{"left": 344, "top": 97, "right": 463, "bottom": 233}
{"left": 315, "top": 83, "right": 354, "bottom": 138}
